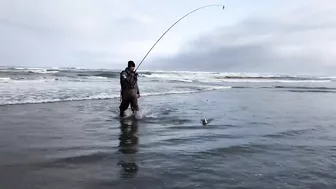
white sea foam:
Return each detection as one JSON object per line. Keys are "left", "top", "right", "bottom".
{"left": 0, "top": 67, "right": 59, "bottom": 74}
{"left": 86, "top": 76, "right": 109, "bottom": 80}
{"left": 0, "top": 86, "right": 231, "bottom": 106}
{"left": 1, "top": 67, "right": 334, "bottom": 106}
{"left": 29, "top": 70, "right": 59, "bottom": 74}
{"left": 217, "top": 79, "right": 332, "bottom": 83}
{"left": 1, "top": 94, "right": 120, "bottom": 106}
{"left": 0, "top": 78, "right": 57, "bottom": 83}
{"left": 0, "top": 77, "right": 11, "bottom": 82}
{"left": 141, "top": 71, "right": 332, "bottom": 83}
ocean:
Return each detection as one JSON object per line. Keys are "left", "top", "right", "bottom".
{"left": 1, "top": 67, "right": 336, "bottom": 188}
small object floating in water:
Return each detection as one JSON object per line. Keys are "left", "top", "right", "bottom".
{"left": 201, "top": 118, "right": 208, "bottom": 126}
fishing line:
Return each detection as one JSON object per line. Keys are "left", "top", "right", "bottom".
{"left": 135, "top": 4, "right": 226, "bottom": 72}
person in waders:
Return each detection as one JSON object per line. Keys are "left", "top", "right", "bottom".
{"left": 119, "top": 61, "right": 140, "bottom": 117}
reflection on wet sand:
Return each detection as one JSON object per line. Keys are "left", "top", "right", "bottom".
{"left": 117, "top": 119, "right": 139, "bottom": 179}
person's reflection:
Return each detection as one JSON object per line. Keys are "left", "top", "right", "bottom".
{"left": 117, "top": 118, "right": 139, "bottom": 179}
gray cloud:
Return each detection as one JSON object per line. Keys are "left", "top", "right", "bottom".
{"left": 147, "top": 4, "right": 336, "bottom": 75}
{"left": 1, "top": 0, "right": 336, "bottom": 75}
{"left": 0, "top": 0, "right": 159, "bottom": 68}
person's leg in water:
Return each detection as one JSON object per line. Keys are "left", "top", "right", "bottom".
{"left": 119, "top": 94, "right": 130, "bottom": 117}
{"left": 130, "top": 95, "right": 139, "bottom": 113}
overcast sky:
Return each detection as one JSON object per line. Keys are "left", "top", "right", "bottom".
{"left": 0, "top": 0, "right": 335, "bottom": 75}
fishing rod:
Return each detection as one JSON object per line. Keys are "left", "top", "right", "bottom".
{"left": 135, "top": 4, "right": 225, "bottom": 72}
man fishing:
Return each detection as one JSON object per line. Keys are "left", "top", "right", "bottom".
{"left": 117, "top": 5, "right": 224, "bottom": 118}
{"left": 119, "top": 60, "right": 140, "bottom": 117}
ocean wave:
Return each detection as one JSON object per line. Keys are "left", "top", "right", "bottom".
{"left": 85, "top": 76, "right": 109, "bottom": 80}
{"left": 0, "top": 77, "right": 11, "bottom": 81}
{"left": 76, "top": 72, "right": 119, "bottom": 79}
{"left": 1, "top": 94, "right": 120, "bottom": 106}
{"left": 0, "top": 86, "right": 231, "bottom": 106}
{"left": 28, "top": 70, "right": 59, "bottom": 74}
{"left": 274, "top": 86, "right": 336, "bottom": 90}
{"left": 142, "top": 73, "right": 216, "bottom": 83}
{"left": 219, "top": 79, "right": 331, "bottom": 83}
{"left": 139, "top": 70, "right": 336, "bottom": 80}
{"left": 1, "top": 67, "right": 335, "bottom": 83}
{"left": 0, "top": 77, "right": 59, "bottom": 83}
{"left": 0, "top": 67, "right": 59, "bottom": 74}
{"left": 288, "top": 90, "right": 336, "bottom": 93}
{"left": 93, "top": 72, "right": 119, "bottom": 78}
{"left": 264, "top": 128, "right": 316, "bottom": 138}
{"left": 149, "top": 78, "right": 195, "bottom": 83}
{"left": 141, "top": 72, "right": 332, "bottom": 83}
{"left": 0, "top": 76, "right": 114, "bottom": 83}
{"left": 273, "top": 86, "right": 336, "bottom": 93}
{"left": 0, "top": 77, "right": 57, "bottom": 83}
{"left": 140, "top": 86, "right": 230, "bottom": 96}
{"left": 3, "top": 67, "right": 42, "bottom": 70}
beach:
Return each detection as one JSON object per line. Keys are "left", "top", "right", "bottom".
{"left": 1, "top": 67, "right": 336, "bottom": 188}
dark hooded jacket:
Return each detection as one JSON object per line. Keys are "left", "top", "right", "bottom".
{"left": 120, "top": 67, "right": 140, "bottom": 96}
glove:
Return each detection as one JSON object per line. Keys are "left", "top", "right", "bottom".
{"left": 134, "top": 73, "right": 138, "bottom": 81}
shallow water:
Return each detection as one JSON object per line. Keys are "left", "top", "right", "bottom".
{"left": 1, "top": 87, "right": 336, "bottom": 188}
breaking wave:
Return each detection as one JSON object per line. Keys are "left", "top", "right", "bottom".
{"left": 2, "top": 94, "right": 120, "bottom": 106}
{"left": 0, "top": 67, "right": 334, "bottom": 83}
{"left": 274, "top": 86, "right": 336, "bottom": 90}
{"left": 272, "top": 86, "right": 336, "bottom": 93}
{"left": 140, "top": 71, "right": 333, "bottom": 83}
{"left": 1, "top": 67, "right": 336, "bottom": 106}
{"left": 0, "top": 67, "right": 59, "bottom": 74}
{"left": 0, "top": 86, "right": 231, "bottom": 106}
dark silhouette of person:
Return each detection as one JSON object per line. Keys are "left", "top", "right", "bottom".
{"left": 119, "top": 60, "right": 141, "bottom": 117}
{"left": 117, "top": 118, "right": 139, "bottom": 179}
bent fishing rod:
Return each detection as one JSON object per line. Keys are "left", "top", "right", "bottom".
{"left": 135, "top": 4, "right": 225, "bottom": 72}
